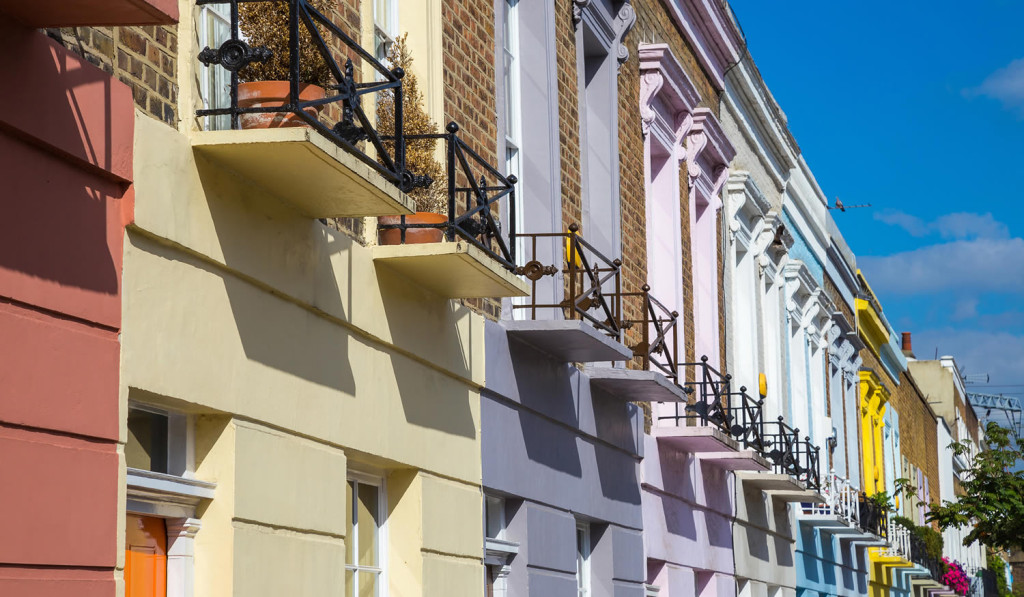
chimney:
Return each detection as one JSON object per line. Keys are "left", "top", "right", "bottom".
{"left": 901, "top": 332, "right": 915, "bottom": 358}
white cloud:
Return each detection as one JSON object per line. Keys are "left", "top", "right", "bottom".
{"left": 873, "top": 210, "right": 1008, "bottom": 240}
{"left": 952, "top": 298, "right": 979, "bottom": 321}
{"left": 912, "top": 328, "right": 1024, "bottom": 387}
{"left": 859, "top": 237, "right": 1024, "bottom": 296}
{"left": 969, "top": 57, "right": 1024, "bottom": 117}
{"left": 932, "top": 212, "right": 1009, "bottom": 240}
{"left": 874, "top": 210, "right": 929, "bottom": 236}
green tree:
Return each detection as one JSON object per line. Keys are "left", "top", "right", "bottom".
{"left": 928, "top": 422, "right": 1024, "bottom": 551}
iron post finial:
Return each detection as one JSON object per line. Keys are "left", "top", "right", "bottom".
{"left": 446, "top": 121, "right": 459, "bottom": 133}
{"left": 612, "top": 258, "right": 622, "bottom": 267}
{"left": 740, "top": 386, "right": 747, "bottom": 392}
{"left": 701, "top": 355, "right": 708, "bottom": 363}
{"left": 671, "top": 311, "right": 679, "bottom": 318}
{"left": 642, "top": 284, "right": 650, "bottom": 292}
{"left": 778, "top": 416, "right": 785, "bottom": 422}
{"left": 725, "top": 374, "right": 732, "bottom": 381}
{"left": 507, "top": 174, "right": 518, "bottom": 185}
{"left": 391, "top": 66, "right": 405, "bottom": 79}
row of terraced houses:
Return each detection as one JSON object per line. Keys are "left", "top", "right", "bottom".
{"left": 0, "top": 0, "right": 1008, "bottom": 596}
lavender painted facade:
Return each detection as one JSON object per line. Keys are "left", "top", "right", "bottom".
{"left": 484, "top": 1, "right": 646, "bottom": 596}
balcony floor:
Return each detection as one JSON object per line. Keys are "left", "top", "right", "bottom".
{"left": 588, "top": 368, "right": 687, "bottom": 402}
{"left": 653, "top": 425, "right": 738, "bottom": 453}
{"left": 192, "top": 128, "right": 415, "bottom": 218}
{"left": 503, "top": 319, "right": 632, "bottom": 363}
{"left": 698, "top": 450, "right": 771, "bottom": 471}
{"left": 373, "top": 241, "right": 529, "bottom": 299}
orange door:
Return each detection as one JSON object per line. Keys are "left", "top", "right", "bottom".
{"left": 125, "top": 514, "right": 167, "bottom": 597}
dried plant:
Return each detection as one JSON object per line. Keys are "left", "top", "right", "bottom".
{"left": 377, "top": 34, "right": 445, "bottom": 214}
{"left": 238, "top": 0, "right": 333, "bottom": 87}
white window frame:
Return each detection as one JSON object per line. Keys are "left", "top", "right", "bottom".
{"left": 347, "top": 471, "right": 388, "bottom": 597}
{"left": 501, "top": 0, "right": 528, "bottom": 318}
{"left": 373, "top": 0, "right": 399, "bottom": 64}
{"left": 198, "top": 2, "right": 231, "bottom": 131}
{"left": 576, "top": 522, "right": 591, "bottom": 597}
{"left": 125, "top": 402, "right": 214, "bottom": 597}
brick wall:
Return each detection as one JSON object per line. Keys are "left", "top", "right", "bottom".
{"left": 626, "top": 0, "right": 721, "bottom": 371}
{"left": 49, "top": 25, "right": 177, "bottom": 125}
{"left": 441, "top": 0, "right": 501, "bottom": 320}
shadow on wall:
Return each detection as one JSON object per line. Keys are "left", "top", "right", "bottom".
{"left": 0, "top": 28, "right": 124, "bottom": 297}
{"left": 799, "top": 525, "right": 821, "bottom": 584}
{"left": 592, "top": 391, "right": 641, "bottom": 505}
{"left": 195, "top": 161, "right": 356, "bottom": 395}
{"left": 378, "top": 268, "right": 476, "bottom": 439}
{"left": 742, "top": 486, "right": 771, "bottom": 563}
{"left": 512, "top": 338, "right": 582, "bottom": 476}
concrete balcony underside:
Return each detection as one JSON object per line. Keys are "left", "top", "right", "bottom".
{"left": 735, "top": 472, "right": 825, "bottom": 502}
{"left": 373, "top": 242, "right": 530, "bottom": 299}
{"left": 502, "top": 319, "right": 633, "bottom": 362}
{"left": 588, "top": 368, "right": 688, "bottom": 402}
{"left": 652, "top": 426, "right": 769, "bottom": 470}
{"left": 797, "top": 512, "right": 864, "bottom": 534}
{"left": 192, "top": 128, "right": 416, "bottom": 218}
{"left": 1, "top": 0, "right": 176, "bottom": 26}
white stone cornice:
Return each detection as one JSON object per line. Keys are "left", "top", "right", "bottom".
{"left": 659, "top": 0, "right": 743, "bottom": 91}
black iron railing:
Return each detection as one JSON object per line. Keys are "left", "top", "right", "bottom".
{"left": 196, "top": 0, "right": 421, "bottom": 191}
{"left": 512, "top": 224, "right": 623, "bottom": 338}
{"left": 762, "top": 417, "right": 820, "bottom": 489}
{"left": 377, "top": 123, "right": 518, "bottom": 270}
{"left": 664, "top": 360, "right": 758, "bottom": 449}
{"left": 618, "top": 286, "right": 680, "bottom": 384}
{"left": 858, "top": 493, "right": 889, "bottom": 539}
{"left": 733, "top": 389, "right": 768, "bottom": 453}
{"left": 803, "top": 437, "right": 821, "bottom": 490}
{"left": 909, "top": 534, "right": 943, "bottom": 580}
{"left": 661, "top": 358, "right": 767, "bottom": 452}
{"left": 673, "top": 357, "right": 733, "bottom": 431}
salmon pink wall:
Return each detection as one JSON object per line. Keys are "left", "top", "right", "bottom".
{"left": 0, "top": 18, "right": 133, "bottom": 597}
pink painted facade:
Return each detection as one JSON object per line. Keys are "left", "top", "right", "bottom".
{"left": 642, "top": 434, "right": 737, "bottom": 596}
{"left": 639, "top": 39, "right": 741, "bottom": 597}
{"left": 0, "top": 16, "right": 136, "bottom": 596}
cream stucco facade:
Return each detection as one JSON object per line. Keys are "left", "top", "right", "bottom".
{"left": 120, "top": 111, "right": 489, "bottom": 596}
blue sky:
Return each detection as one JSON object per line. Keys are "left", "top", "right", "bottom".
{"left": 729, "top": 1, "right": 1024, "bottom": 406}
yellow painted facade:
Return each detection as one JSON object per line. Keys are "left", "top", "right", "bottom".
{"left": 121, "top": 109, "right": 490, "bottom": 596}
{"left": 859, "top": 369, "right": 889, "bottom": 496}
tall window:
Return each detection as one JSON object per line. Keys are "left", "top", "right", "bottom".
{"left": 199, "top": 2, "right": 231, "bottom": 130}
{"left": 502, "top": 0, "right": 524, "bottom": 280}
{"left": 485, "top": 496, "right": 506, "bottom": 597}
{"left": 347, "top": 474, "right": 385, "bottom": 597}
{"left": 576, "top": 522, "right": 591, "bottom": 597}
{"left": 373, "top": 0, "right": 398, "bottom": 63}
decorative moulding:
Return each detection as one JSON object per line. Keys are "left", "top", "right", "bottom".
{"left": 575, "top": 0, "right": 636, "bottom": 69}
{"left": 659, "top": 0, "right": 743, "bottom": 91}
{"left": 687, "top": 107, "right": 737, "bottom": 203}
{"left": 638, "top": 43, "right": 702, "bottom": 143}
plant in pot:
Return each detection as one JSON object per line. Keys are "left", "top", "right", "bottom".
{"left": 376, "top": 34, "right": 446, "bottom": 245}
{"left": 237, "top": 0, "right": 333, "bottom": 129}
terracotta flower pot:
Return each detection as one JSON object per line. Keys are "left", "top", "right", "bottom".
{"left": 378, "top": 212, "right": 447, "bottom": 245}
{"left": 237, "top": 81, "right": 325, "bottom": 129}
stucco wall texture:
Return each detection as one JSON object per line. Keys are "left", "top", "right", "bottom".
{"left": 125, "top": 96, "right": 488, "bottom": 594}
{"left": 0, "top": 21, "right": 134, "bottom": 596}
